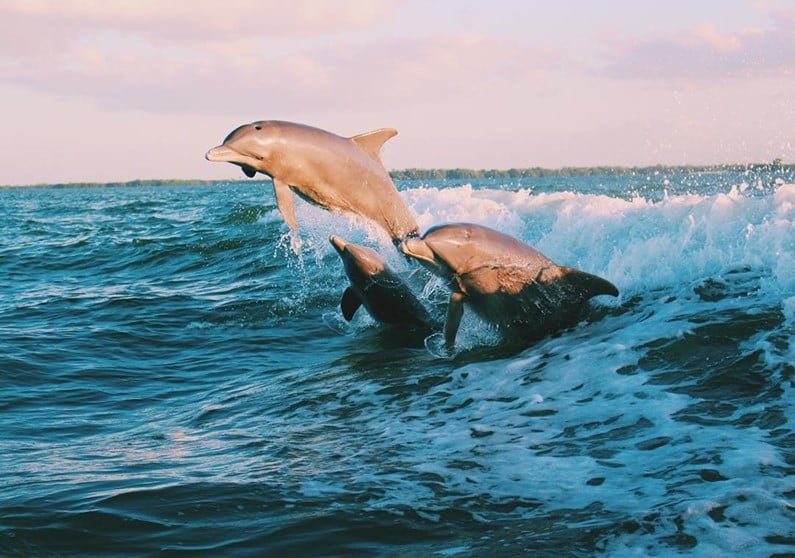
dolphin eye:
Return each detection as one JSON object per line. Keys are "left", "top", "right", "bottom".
{"left": 254, "top": 125, "right": 262, "bottom": 130}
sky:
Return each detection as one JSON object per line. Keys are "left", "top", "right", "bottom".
{"left": 1, "top": 0, "right": 793, "bottom": 185}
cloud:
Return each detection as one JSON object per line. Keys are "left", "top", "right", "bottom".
{"left": 0, "top": 0, "right": 562, "bottom": 118}
{"left": 0, "top": 0, "right": 396, "bottom": 43}
{"left": 0, "top": 0, "right": 402, "bottom": 104}
{"left": 600, "top": 8, "right": 795, "bottom": 80}
{"left": 309, "top": 35, "right": 559, "bottom": 102}
{"left": 0, "top": 14, "right": 561, "bottom": 117}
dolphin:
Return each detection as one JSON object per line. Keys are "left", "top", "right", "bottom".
{"left": 400, "top": 223, "right": 619, "bottom": 349}
{"left": 206, "top": 120, "right": 419, "bottom": 244}
{"left": 330, "top": 235, "right": 437, "bottom": 331}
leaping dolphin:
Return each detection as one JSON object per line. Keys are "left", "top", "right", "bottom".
{"left": 206, "top": 120, "right": 419, "bottom": 244}
{"left": 400, "top": 223, "right": 619, "bottom": 349}
{"left": 330, "top": 235, "right": 437, "bottom": 331}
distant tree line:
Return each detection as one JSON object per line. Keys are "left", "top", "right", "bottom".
{"left": 3, "top": 162, "right": 791, "bottom": 188}
{"left": 388, "top": 162, "right": 792, "bottom": 180}
{"left": 1, "top": 178, "right": 272, "bottom": 189}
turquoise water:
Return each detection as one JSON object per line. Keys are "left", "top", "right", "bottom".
{"left": 1, "top": 171, "right": 793, "bottom": 556}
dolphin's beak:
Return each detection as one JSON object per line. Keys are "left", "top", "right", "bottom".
{"left": 330, "top": 235, "right": 347, "bottom": 255}
{"left": 205, "top": 145, "right": 236, "bottom": 162}
{"left": 206, "top": 145, "right": 258, "bottom": 177}
{"left": 400, "top": 238, "right": 437, "bottom": 267}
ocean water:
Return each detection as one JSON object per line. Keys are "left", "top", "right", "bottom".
{"left": 1, "top": 170, "right": 793, "bottom": 557}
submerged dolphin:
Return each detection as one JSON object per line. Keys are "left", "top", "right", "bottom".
{"left": 206, "top": 120, "right": 419, "bottom": 244}
{"left": 400, "top": 223, "right": 619, "bottom": 349}
{"left": 330, "top": 235, "right": 436, "bottom": 330}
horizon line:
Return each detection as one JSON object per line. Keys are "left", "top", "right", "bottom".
{"left": 2, "top": 161, "right": 791, "bottom": 189}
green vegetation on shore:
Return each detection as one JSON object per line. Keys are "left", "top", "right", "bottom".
{"left": 389, "top": 161, "right": 791, "bottom": 180}
{"left": 2, "top": 162, "right": 791, "bottom": 188}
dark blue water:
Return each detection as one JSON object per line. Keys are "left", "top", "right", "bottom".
{"left": 1, "top": 173, "right": 793, "bottom": 556}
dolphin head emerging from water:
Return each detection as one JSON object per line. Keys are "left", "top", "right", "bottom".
{"left": 330, "top": 235, "right": 435, "bottom": 330}
{"left": 331, "top": 235, "right": 390, "bottom": 292}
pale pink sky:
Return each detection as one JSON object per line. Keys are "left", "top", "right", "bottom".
{"left": 1, "top": 0, "right": 793, "bottom": 185}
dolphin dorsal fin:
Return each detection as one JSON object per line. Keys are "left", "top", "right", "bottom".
{"left": 350, "top": 128, "right": 398, "bottom": 163}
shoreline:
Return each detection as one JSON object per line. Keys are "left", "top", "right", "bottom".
{"left": 2, "top": 163, "right": 792, "bottom": 189}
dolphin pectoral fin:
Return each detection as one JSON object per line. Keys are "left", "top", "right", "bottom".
{"left": 341, "top": 287, "right": 362, "bottom": 321}
{"left": 273, "top": 179, "right": 299, "bottom": 231}
{"left": 444, "top": 292, "right": 466, "bottom": 350}
{"left": 350, "top": 128, "right": 398, "bottom": 163}
{"left": 242, "top": 165, "right": 257, "bottom": 178}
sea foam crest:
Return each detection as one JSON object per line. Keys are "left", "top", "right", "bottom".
{"left": 401, "top": 182, "right": 795, "bottom": 297}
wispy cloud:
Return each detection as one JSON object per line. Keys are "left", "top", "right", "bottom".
{"left": 0, "top": 0, "right": 395, "bottom": 42}
{"left": 0, "top": 0, "right": 561, "bottom": 116}
{"left": 600, "top": 8, "right": 795, "bottom": 80}
{"left": 307, "top": 35, "right": 559, "bottom": 105}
